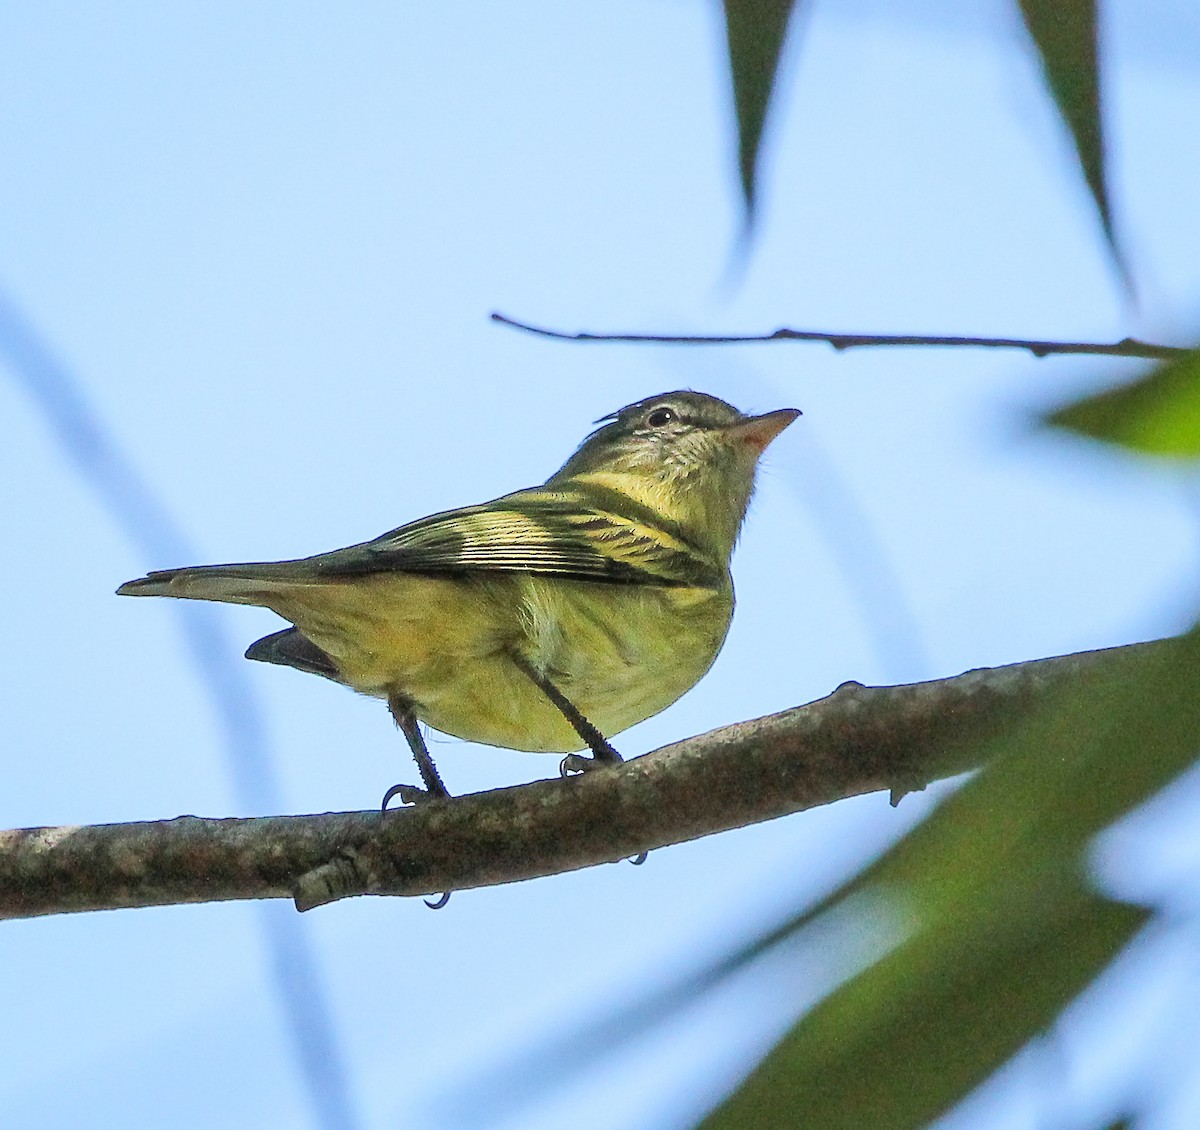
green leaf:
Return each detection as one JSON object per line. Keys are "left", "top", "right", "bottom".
{"left": 1045, "top": 348, "right": 1200, "bottom": 456}
{"left": 702, "top": 891, "right": 1147, "bottom": 1130}
{"left": 721, "top": 0, "right": 799, "bottom": 228}
{"left": 1016, "top": 0, "right": 1130, "bottom": 288}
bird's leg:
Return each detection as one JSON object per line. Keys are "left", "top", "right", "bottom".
{"left": 382, "top": 695, "right": 454, "bottom": 910}
{"left": 509, "top": 654, "right": 622, "bottom": 775}
{"left": 511, "top": 655, "right": 647, "bottom": 865}
{"left": 382, "top": 693, "right": 451, "bottom": 809}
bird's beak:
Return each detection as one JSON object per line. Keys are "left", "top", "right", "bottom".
{"left": 729, "top": 407, "right": 801, "bottom": 454}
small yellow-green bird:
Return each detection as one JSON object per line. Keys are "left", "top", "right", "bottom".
{"left": 119, "top": 391, "right": 798, "bottom": 803}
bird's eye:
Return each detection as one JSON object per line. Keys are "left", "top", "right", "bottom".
{"left": 646, "top": 407, "right": 676, "bottom": 428}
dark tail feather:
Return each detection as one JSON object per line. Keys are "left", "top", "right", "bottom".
{"left": 245, "top": 628, "right": 344, "bottom": 684}
{"left": 117, "top": 562, "right": 312, "bottom": 603}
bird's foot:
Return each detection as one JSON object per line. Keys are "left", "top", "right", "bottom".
{"left": 378, "top": 782, "right": 454, "bottom": 908}
{"left": 556, "top": 749, "right": 645, "bottom": 864}
{"left": 559, "top": 747, "right": 622, "bottom": 777}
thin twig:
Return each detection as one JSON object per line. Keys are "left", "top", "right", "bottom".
{"left": 0, "top": 640, "right": 1161, "bottom": 921}
{"left": 490, "top": 312, "right": 1188, "bottom": 361}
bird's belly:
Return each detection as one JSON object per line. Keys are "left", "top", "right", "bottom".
{"left": 520, "top": 580, "right": 734, "bottom": 748}
{"left": 272, "top": 573, "right": 733, "bottom": 754}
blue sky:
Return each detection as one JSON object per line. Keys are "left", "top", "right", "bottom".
{"left": 2, "top": 3, "right": 1199, "bottom": 1128}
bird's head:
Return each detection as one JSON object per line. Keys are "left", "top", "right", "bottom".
{"left": 549, "top": 390, "right": 800, "bottom": 559}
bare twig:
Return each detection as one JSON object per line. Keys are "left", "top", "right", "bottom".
{"left": 0, "top": 641, "right": 1162, "bottom": 921}
{"left": 490, "top": 312, "right": 1187, "bottom": 361}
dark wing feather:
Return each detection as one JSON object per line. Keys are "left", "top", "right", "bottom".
{"left": 301, "top": 489, "right": 722, "bottom": 588}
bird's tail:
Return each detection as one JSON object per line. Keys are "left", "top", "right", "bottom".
{"left": 117, "top": 561, "right": 313, "bottom": 605}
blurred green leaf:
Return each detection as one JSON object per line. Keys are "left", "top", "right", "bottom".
{"left": 698, "top": 631, "right": 1200, "bottom": 1128}
{"left": 702, "top": 891, "right": 1147, "bottom": 1129}
{"left": 1016, "top": 0, "right": 1130, "bottom": 288}
{"left": 721, "top": 0, "right": 799, "bottom": 227}
{"left": 1045, "top": 348, "right": 1200, "bottom": 456}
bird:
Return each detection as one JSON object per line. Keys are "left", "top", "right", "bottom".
{"left": 118, "top": 390, "right": 799, "bottom": 805}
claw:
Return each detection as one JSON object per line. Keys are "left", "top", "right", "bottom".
{"left": 381, "top": 782, "right": 437, "bottom": 810}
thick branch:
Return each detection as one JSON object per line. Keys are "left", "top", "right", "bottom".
{"left": 0, "top": 641, "right": 1161, "bottom": 920}
{"left": 491, "top": 312, "right": 1186, "bottom": 361}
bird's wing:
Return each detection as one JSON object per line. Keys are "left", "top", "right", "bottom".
{"left": 303, "top": 489, "right": 723, "bottom": 588}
